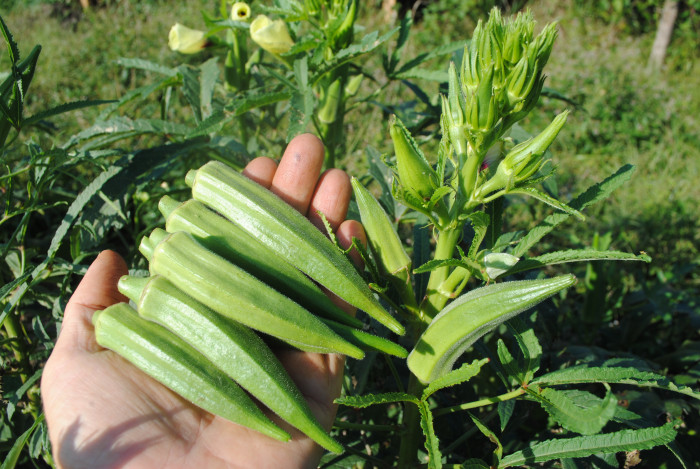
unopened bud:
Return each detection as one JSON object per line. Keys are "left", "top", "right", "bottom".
{"left": 390, "top": 115, "right": 438, "bottom": 202}
{"left": 168, "top": 23, "right": 208, "bottom": 54}
{"left": 250, "top": 15, "right": 294, "bottom": 55}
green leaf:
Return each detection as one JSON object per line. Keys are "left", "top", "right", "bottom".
{"left": 178, "top": 64, "right": 203, "bottom": 124}
{"left": 423, "top": 358, "right": 489, "bottom": 399}
{"left": 506, "top": 317, "right": 541, "bottom": 383}
{"left": 225, "top": 87, "right": 293, "bottom": 116}
{"left": 497, "top": 339, "right": 522, "bottom": 386}
{"left": 386, "top": 12, "right": 413, "bottom": 74}
{"left": 506, "top": 249, "right": 652, "bottom": 276}
{"left": 23, "top": 100, "right": 114, "bottom": 127}
{"left": 531, "top": 365, "right": 700, "bottom": 401}
{"left": 186, "top": 111, "right": 236, "bottom": 139}
{"left": 419, "top": 401, "right": 442, "bottom": 469}
{"left": 391, "top": 40, "right": 465, "bottom": 80}
{"left": 115, "top": 57, "right": 178, "bottom": 77}
{"left": 0, "top": 414, "right": 45, "bottom": 469}
{"left": 512, "top": 164, "right": 635, "bottom": 258}
{"left": 465, "top": 211, "right": 489, "bottom": 259}
{"left": 413, "top": 257, "right": 483, "bottom": 276}
{"left": 508, "top": 186, "right": 585, "bottom": 220}
{"left": 498, "top": 400, "right": 515, "bottom": 432}
{"left": 470, "top": 413, "right": 502, "bottom": 465}
{"left": 335, "top": 392, "right": 419, "bottom": 408}
{"left": 528, "top": 385, "right": 618, "bottom": 435}
{"left": 199, "top": 57, "right": 220, "bottom": 120}
{"left": 499, "top": 422, "right": 677, "bottom": 467}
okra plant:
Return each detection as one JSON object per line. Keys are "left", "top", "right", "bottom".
{"left": 3, "top": 4, "right": 699, "bottom": 468}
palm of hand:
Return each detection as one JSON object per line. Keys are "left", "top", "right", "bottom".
{"left": 41, "top": 135, "right": 364, "bottom": 469}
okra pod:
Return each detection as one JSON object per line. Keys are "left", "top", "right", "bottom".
{"left": 158, "top": 195, "right": 362, "bottom": 328}
{"left": 148, "top": 230, "right": 364, "bottom": 358}
{"left": 92, "top": 302, "right": 289, "bottom": 442}
{"left": 185, "top": 161, "right": 404, "bottom": 335}
{"left": 118, "top": 275, "right": 343, "bottom": 453}
{"left": 407, "top": 275, "right": 576, "bottom": 383}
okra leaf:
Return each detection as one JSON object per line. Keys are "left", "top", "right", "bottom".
{"left": 177, "top": 64, "right": 203, "bottom": 124}
{"left": 498, "top": 400, "right": 515, "bottom": 432}
{"left": 115, "top": 57, "right": 178, "bottom": 77}
{"left": 507, "top": 187, "right": 585, "bottom": 220}
{"left": 224, "top": 87, "right": 293, "bottom": 116}
{"left": 470, "top": 413, "right": 502, "bottom": 466}
{"left": 422, "top": 358, "right": 489, "bottom": 399}
{"left": 506, "top": 317, "right": 541, "bottom": 383}
{"left": 385, "top": 12, "right": 412, "bottom": 75}
{"left": 531, "top": 365, "right": 700, "bottom": 401}
{"left": 498, "top": 422, "right": 677, "bottom": 467}
{"left": 507, "top": 248, "right": 651, "bottom": 276}
{"left": 186, "top": 111, "right": 236, "bottom": 139}
{"left": 419, "top": 401, "right": 442, "bottom": 469}
{"left": 497, "top": 339, "right": 523, "bottom": 386}
{"left": 527, "top": 385, "right": 618, "bottom": 435}
{"left": 23, "top": 100, "right": 114, "bottom": 127}
{"left": 413, "top": 257, "right": 483, "bottom": 277}
{"left": 335, "top": 392, "right": 419, "bottom": 408}
{"left": 199, "top": 57, "right": 219, "bottom": 120}
{"left": 465, "top": 211, "right": 489, "bottom": 259}
{"left": 391, "top": 40, "right": 464, "bottom": 80}
{"left": 512, "top": 164, "right": 635, "bottom": 258}
{"left": 0, "top": 414, "right": 45, "bottom": 469}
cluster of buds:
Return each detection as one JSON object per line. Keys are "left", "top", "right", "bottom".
{"left": 442, "top": 9, "right": 557, "bottom": 157}
{"left": 305, "top": 0, "right": 357, "bottom": 54}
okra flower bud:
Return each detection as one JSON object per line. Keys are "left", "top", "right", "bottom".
{"left": 250, "top": 15, "right": 294, "bottom": 55}
{"left": 479, "top": 110, "right": 569, "bottom": 194}
{"left": 328, "top": 0, "right": 357, "bottom": 51}
{"left": 231, "top": 2, "right": 251, "bottom": 21}
{"left": 168, "top": 23, "right": 208, "bottom": 54}
{"left": 390, "top": 115, "right": 438, "bottom": 203}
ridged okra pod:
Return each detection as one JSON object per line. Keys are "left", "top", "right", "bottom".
{"left": 92, "top": 302, "right": 289, "bottom": 441}
{"left": 407, "top": 275, "right": 576, "bottom": 383}
{"left": 185, "top": 161, "right": 404, "bottom": 336}
{"left": 158, "top": 195, "right": 361, "bottom": 329}
{"left": 147, "top": 230, "right": 364, "bottom": 358}
{"left": 118, "top": 275, "right": 343, "bottom": 453}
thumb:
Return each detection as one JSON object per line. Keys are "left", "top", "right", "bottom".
{"left": 56, "top": 250, "right": 129, "bottom": 353}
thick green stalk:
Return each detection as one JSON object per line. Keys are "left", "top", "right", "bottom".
{"left": 397, "top": 319, "right": 428, "bottom": 467}
{"left": 422, "top": 226, "right": 462, "bottom": 319}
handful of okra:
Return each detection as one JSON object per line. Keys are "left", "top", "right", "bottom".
{"left": 92, "top": 161, "right": 406, "bottom": 453}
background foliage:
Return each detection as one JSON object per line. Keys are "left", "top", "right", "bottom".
{"left": 1, "top": 0, "right": 698, "bottom": 467}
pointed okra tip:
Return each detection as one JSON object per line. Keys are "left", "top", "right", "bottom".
{"left": 117, "top": 275, "right": 150, "bottom": 305}
{"left": 158, "top": 195, "right": 182, "bottom": 219}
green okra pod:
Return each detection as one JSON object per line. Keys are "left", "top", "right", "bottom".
{"left": 407, "top": 274, "right": 576, "bottom": 383}
{"left": 186, "top": 160, "right": 404, "bottom": 336}
{"left": 147, "top": 230, "right": 364, "bottom": 358}
{"left": 92, "top": 302, "right": 289, "bottom": 442}
{"left": 118, "top": 274, "right": 343, "bottom": 453}
{"left": 158, "top": 195, "right": 362, "bottom": 329}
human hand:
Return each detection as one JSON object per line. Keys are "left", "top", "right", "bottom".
{"left": 41, "top": 134, "right": 366, "bottom": 469}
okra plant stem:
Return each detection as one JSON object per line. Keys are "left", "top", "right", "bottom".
{"left": 422, "top": 226, "right": 463, "bottom": 319}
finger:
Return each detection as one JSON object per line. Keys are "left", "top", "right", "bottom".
{"left": 242, "top": 156, "right": 278, "bottom": 189}
{"left": 56, "top": 250, "right": 129, "bottom": 353}
{"left": 270, "top": 133, "right": 325, "bottom": 214}
{"left": 307, "top": 169, "right": 352, "bottom": 232}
